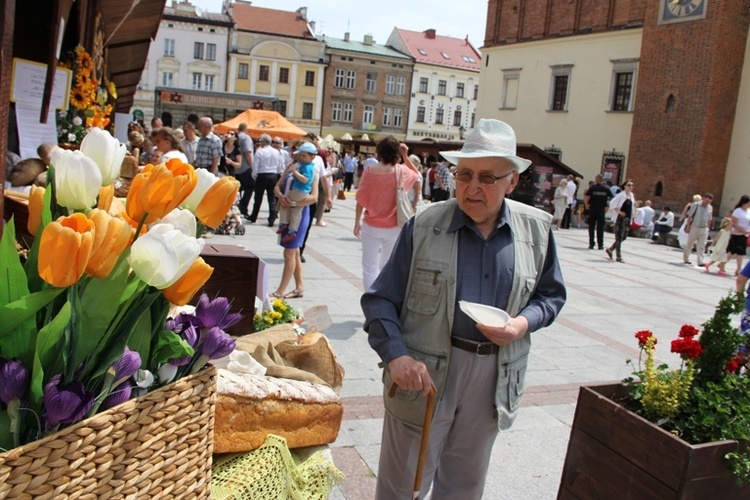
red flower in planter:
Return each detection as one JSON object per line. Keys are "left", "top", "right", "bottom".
{"left": 671, "top": 337, "right": 704, "bottom": 360}
{"left": 678, "top": 324, "right": 700, "bottom": 338}
{"left": 635, "top": 330, "right": 656, "bottom": 347}
{"left": 725, "top": 354, "right": 745, "bottom": 374}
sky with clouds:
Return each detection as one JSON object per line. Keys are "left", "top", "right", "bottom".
{"left": 182, "top": 0, "right": 488, "bottom": 49}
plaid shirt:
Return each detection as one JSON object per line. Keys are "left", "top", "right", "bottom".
{"left": 436, "top": 162, "right": 451, "bottom": 189}
{"left": 195, "top": 132, "right": 223, "bottom": 170}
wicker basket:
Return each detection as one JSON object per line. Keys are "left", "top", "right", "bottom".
{"left": 0, "top": 365, "right": 217, "bottom": 499}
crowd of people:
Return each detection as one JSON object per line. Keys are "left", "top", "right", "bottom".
{"left": 6, "top": 113, "right": 750, "bottom": 498}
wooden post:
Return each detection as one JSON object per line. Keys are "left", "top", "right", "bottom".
{"left": 0, "top": 0, "right": 16, "bottom": 239}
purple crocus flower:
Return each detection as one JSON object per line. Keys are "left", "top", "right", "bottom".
{"left": 101, "top": 381, "right": 133, "bottom": 411}
{"left": 195, "top": 294, "right": 242, "bottom": 330}
{"left": 200, "top": 327, "right": 236, "bottom": 360}
{"left": 112, "top": 347, "right": 141, "bottom": 385}
{"left": 43, "top": 374, "right": 95, "bottom": 430}
{"left": 0, "top": 358, "right": 30, "bottom": 405}
{"left": 164, "top": 320, "right": 199, "bottom": 367}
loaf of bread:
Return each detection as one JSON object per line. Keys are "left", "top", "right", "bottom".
{"left": 214, "top": 369, "right": 343, "bottom": 453}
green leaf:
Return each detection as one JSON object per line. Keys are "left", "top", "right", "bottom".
{"left": 0, "top": 217, "right": 29, "bottom": 308}
{"left": 151, "top": 330, "right": 194, "bottom": 367}
{"left": 0, "top": 411, "right": 12, "bottom": 451}
{"left": 87, "top": 291, "right": 162, "bottom": 380}
{"left": 0, "top": 288, "right": 65, "bottom": 363}
{"left": 74, "top": 256, "right": 130, "bottom": 368}
{"left": 29, "top": 302, "right": 71, "bottom": 411}
{"left": 127, "top": 308, "right": 153, "bottom": 370}
{"left": 0, "top": 288, "right": 65, "bottom": 335}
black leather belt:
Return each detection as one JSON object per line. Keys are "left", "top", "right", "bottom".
{"left": 450, "top": 337, "right": 499, "bottom": 356}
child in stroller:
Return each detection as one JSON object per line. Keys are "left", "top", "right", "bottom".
{"left": 214, "top": 191, "right": 246, "bottom": 235}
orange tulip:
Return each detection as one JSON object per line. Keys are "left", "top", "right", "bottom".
{"left": 126, "top": 158, "right": 197, "bottom": 226}
{"left": 28, "top": 185, "right": 45, "bottom": 235}
{"left": 161, "top": 257, "right": 213, "bottom": 306}
{"left": 85, "top": 209, "right": 134, "bottom": 279}
{"left": 196, "top": 177, "right": 240, "bottom": 229}
{"left": 98, "top": 184, "right": 114, "bottom": 212}
{"left": 38, "top": 213, "right": 95, "bottom": 287}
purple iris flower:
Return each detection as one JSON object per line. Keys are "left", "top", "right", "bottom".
{"left": 200, "top": 327, "right": 236, "bottom": 360}
{"left": 112, "top": 347, "right": 141, "bottom": 384}
{"left": 195, "top": 294, "right": 242, "bottom": 330}
{"left": 43, "top": 374, "right": 95, "bottom": 430}
{"left": 0, "top": 358, "right": 30, "bottom": 405}
{"left": 102, "top": 381, "right": 133, "bottom": 411}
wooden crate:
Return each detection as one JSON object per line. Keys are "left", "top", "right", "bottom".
{"left": 558, "top": 384, "right": 749, "bottom": 499}
{"left": 3, "top": 193, "right": 34, "bottom": 248}
{"left": 196, "top": 243, "right": 259, "bottom": 336}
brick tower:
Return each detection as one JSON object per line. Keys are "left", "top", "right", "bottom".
{"left": 627, "top": 0, "right": 750, "bottom": 211}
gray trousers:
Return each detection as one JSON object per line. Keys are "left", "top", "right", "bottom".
{"left": 683, "top": 226, "right": 708, "bottom": 265}
{"left": 376, "top": 347, "right": 500, "bottom": 500}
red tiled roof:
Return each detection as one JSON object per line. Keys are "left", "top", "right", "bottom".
{"left": 393, "top": 28, "right": 481, "bottom": 71}
{"left": 231, "top": 2, "right": 315, "bottom": 39}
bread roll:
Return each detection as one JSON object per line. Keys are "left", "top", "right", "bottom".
{"left": 214, "top": 369, "right": 343, "bottom": 453}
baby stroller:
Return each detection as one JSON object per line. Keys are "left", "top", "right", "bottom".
{"left": 214, "top": 203, "right": 246, "bottom": 235}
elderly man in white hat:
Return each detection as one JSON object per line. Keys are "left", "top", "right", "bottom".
{"left": 362, "top": 119, "right": 566, "bottom": 499}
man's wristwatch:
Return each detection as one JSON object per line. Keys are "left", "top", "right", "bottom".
{"left": 291, "top": 201, "right": 297, "bottom": 207}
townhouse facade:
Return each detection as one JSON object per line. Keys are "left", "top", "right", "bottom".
{"left": 319, "top": 33, "right": 414, "bottom": 141}
{"left": 387, "top": 28, "right": 481, "bottom": 142}
{"left": 478, "top": 0, "right": 750, "bottom": 215}
{"left": 131, "top": 1, "right": 235, "bottom": 126}
{"left": 225, "top": 1, "right": 327, "bottom": 135}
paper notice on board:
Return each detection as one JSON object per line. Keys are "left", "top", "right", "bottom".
{"left": 16, "top": 102, "right": 58, "bottom": 160}
{"left": 11, "top": 58, "right": 71, "bottom": 109}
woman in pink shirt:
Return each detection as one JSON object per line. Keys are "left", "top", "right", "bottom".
{"left": 354, "top": 136, "right": 420, "bottom": 291}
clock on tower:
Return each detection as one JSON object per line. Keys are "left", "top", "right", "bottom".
{"left": 659, "top": 0, "right": 707, "bottom": 24}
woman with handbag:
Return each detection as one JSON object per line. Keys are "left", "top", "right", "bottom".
{"left": 354, "top": 136, "right": 421, "bottom": 291}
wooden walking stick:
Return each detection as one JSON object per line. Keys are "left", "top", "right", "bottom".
{"left": 389, "top": 383, "right": 436, "bottom": 500}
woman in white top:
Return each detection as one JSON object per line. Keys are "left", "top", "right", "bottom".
{"left": 719, "top": 195, "right": 750, "bottom": 276}
{"left": 606, "top": 179, "right": 635, "bottom": 263}
{"left": 152, "top": 127, "right": 188, "bottom": 163}
{"left": 552, "top": 179, "right": 568, "bottom": 229}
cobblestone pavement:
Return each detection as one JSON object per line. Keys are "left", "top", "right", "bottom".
{"left": 212, "top": 193, "right": 735, "bottom": 499}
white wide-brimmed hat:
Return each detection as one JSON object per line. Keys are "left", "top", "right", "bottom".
{"left": 440, "top": 119, "right": 532, "bottom": 173}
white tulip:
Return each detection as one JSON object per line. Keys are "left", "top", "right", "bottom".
{"left": 157, "top": 363, "right": 178, "bottom": 384}
{"left": 128, "top": 223, "right": 204, "bottom": 288}
{"left": 79, "top": 127, "right": 127, "bottom": 185}
{"left": 156, "top": 209, "right": 197, "bottom": 238}
{"left": 181, "top": 168, "right": 217, "bottom": 213}
{"left": 134, "top": 369, "right": 155, "bottom": 389}
{"left": 52, "top": 149, "right": 102, "bottom": 210}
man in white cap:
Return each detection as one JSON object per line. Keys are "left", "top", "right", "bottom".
{"left": 362, "top": 119, "right": 566, "bottom": 499}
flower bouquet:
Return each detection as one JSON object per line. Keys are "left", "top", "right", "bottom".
{"left": 622, "top": 292, "right": 750, "bottom": 483}
{"left": 253, "top": 298, "right": 301, "bottom": 332}
{"left": 57, "top": 46, "right": 116, "bottom": 145}
{"left": 0, "top": 127, "right": 240, "bottom": 457}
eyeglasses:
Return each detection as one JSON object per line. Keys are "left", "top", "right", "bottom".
{"left": 455, "top": 169, "right": 513, "bottom": 186}
{"left": 626, "top": 183, "right": 634, "bottom": 187}
{"left": 272, "top": 141, "right": 282, "bottom": 145}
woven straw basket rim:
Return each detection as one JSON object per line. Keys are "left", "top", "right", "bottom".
{"left": 0, "top": 364, "right": 216, "bottom": 499}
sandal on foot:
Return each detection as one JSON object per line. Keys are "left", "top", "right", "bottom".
{"left": 268, "top": 292, "right": 283, "bottom": 299}
{"left": 283, "top": 289, "right": 304, "bottom": 299}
